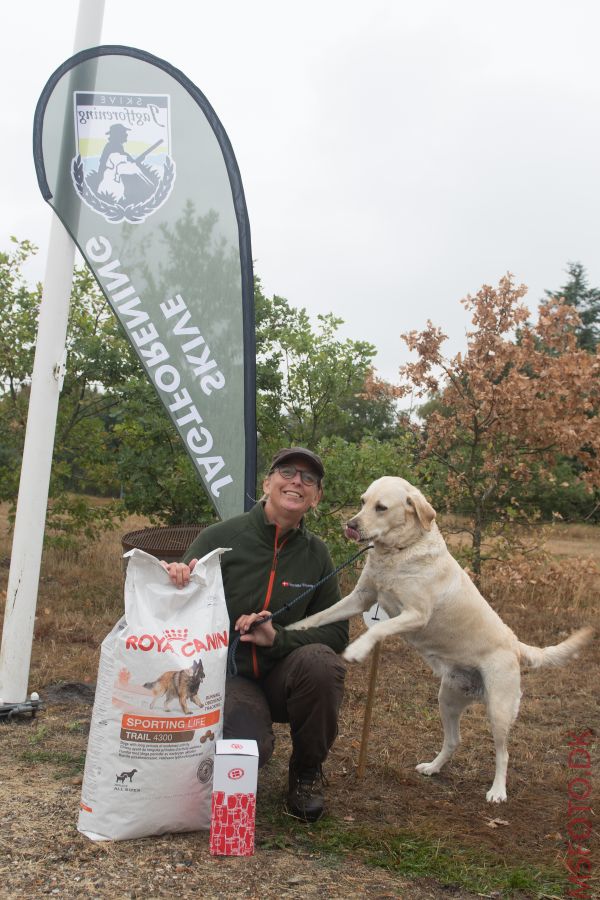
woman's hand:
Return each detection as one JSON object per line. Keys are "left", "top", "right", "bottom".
{"left": 160, "top": 558, "right": 198, "bottom": 588}
{"left": 235, "top": 611, "right": 276, "bottom": 647}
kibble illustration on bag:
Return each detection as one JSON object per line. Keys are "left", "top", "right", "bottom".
{"left": 78, "top": 547, "right": 230, "bottom": 841}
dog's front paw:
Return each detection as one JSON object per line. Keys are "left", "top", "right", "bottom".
{"left": 416, "top": 761, "right": 440, "bottom": 776}
{"left": 287, "top": 620, "right": 309, "bottom": 631}
{"left": 343, "top": 636, "right": 373, "bottom": 664}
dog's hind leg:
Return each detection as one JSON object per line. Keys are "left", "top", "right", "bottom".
{"left": 482, "top": 662, "right": 522, "bottom": 803}
{"left": 416, "top": 676, "right": 475, "bottom": 776}
{"left": 162, "top": 686, "right": 178, "bottom": 711}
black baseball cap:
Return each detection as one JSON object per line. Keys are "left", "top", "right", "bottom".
{"left": 269, "top": 447, "right": 325, "bottom": 480}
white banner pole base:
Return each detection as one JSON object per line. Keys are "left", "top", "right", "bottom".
{"left": 0, "top": 0, "right": 104, "bottom": 707}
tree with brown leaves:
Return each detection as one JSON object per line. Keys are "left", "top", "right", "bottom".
{"left": 400, "top": 275, "right": 600, "bottom": 574}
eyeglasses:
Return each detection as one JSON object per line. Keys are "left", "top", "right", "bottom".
{"left": 273, "top": 465, "right": 320, "bottom": 486}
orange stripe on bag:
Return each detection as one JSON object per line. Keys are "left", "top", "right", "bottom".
{"left": 121, "top": 710, "right": 220, "bottom": 732}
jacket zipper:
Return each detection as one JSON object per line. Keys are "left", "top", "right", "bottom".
{"left": 252, "top": 525, "right": 289, "bottom": 678}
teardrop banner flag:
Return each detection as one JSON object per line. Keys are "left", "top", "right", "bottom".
{"left": 33, "top": 46, "right": 256, "bottom": 520}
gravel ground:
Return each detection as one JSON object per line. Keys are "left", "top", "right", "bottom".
{"left": 0, "top": 694, "right": 488, "bottom": 900}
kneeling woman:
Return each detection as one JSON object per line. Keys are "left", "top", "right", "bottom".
{"left": 163, "top": 447, "right": 348, "bottom": 822}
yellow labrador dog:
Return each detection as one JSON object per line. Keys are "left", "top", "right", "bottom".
{"left": 288, "top": 476, "right": 593, "bottom": 802}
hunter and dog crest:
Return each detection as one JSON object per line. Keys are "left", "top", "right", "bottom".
{"left": 71, "top": 91, "right": 176, "bottom": 223}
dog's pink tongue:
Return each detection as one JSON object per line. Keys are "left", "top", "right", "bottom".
{"left": 345, "top": 525, "right": 360, "bottom": 542}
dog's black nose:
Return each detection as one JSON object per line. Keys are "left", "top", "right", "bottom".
{"left": 347, "top": 518, "right": 358, "bottom": 529}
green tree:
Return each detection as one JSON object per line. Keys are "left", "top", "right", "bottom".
{"left": 0, "top": 238, "right": 39, "bottom": 497}
{"left": 0, "top": 235, "right": 221, "bottom": 532}
{"left": 113, "top": 377, "right": 215, "bottom": 525}
{"left": 254, "top": 280, "right": 400, "bottom": 457}
{"left": 114, "top": 281, "right": 408, "bottom": 527}
{"left": 0, "top": 239, "right": 136, "bottom": 544}
{"left": 545, "top": 262, "right": 600, "bottom": 351}
{"left": 0, "top": 236, "right": 408, "bottom": 538}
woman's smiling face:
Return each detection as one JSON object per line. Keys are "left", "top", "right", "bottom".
{"left": 263, "top": 457, "right": 322, "bottom": 527}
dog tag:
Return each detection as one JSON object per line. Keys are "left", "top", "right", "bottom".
{"left": 363, "top": 603, "right": 389, "bottom": 628}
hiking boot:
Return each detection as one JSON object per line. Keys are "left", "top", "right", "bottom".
{"left": 286, "top": 761, "right": 326, "bottom": 822}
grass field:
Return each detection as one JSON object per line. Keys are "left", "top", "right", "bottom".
{"left": 0, "top": 504, "right": 598, "bottom": 898}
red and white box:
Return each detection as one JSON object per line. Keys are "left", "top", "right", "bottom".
{"left": 209, "top": 739, "right": 259, "bottom": 856}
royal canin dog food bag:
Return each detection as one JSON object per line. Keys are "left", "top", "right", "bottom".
{"left": 78, "top": 547, "right": 229, "bottom": 841}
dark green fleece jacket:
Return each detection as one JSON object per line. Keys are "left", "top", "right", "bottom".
{"left": 183, "top": 502, "right": 348, "bottom": 680}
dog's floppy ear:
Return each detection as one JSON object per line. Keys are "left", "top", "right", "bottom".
{"left": 407, "top": 492, "right": 436, "bottom": 531}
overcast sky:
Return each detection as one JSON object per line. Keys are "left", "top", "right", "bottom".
{"left": 3, "top": 0, "right": 600, "bottom": 384}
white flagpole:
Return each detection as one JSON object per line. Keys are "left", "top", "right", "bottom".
{"left": 0, "top": 0, "right": 105, "bottom": 705}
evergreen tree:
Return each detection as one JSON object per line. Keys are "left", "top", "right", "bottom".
{"left": 545, "top": 262, "right": 600, "bottom": 351}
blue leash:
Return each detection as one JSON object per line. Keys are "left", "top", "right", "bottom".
{"left": 227, "top": 543, "right": 373, "bottom": 676}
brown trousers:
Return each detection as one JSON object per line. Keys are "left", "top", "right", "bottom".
{"left": 223, "top": 644, "right": 346, "bottom": 768}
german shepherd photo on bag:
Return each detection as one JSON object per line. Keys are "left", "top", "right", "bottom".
{"left": 144, "top": 658, "right": 205, "bottom": 715}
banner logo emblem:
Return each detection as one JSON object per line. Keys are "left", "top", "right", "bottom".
{"left": 71, "top": 91, "right": 176, "bottom": 224}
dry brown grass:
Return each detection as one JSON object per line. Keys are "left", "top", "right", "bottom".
{"left": 0, "top": 503, "right": 598, "bottom": 897}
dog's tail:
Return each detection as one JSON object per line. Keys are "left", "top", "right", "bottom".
{"left": 518, "top": 626, "right": 593, "bottom": 668}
